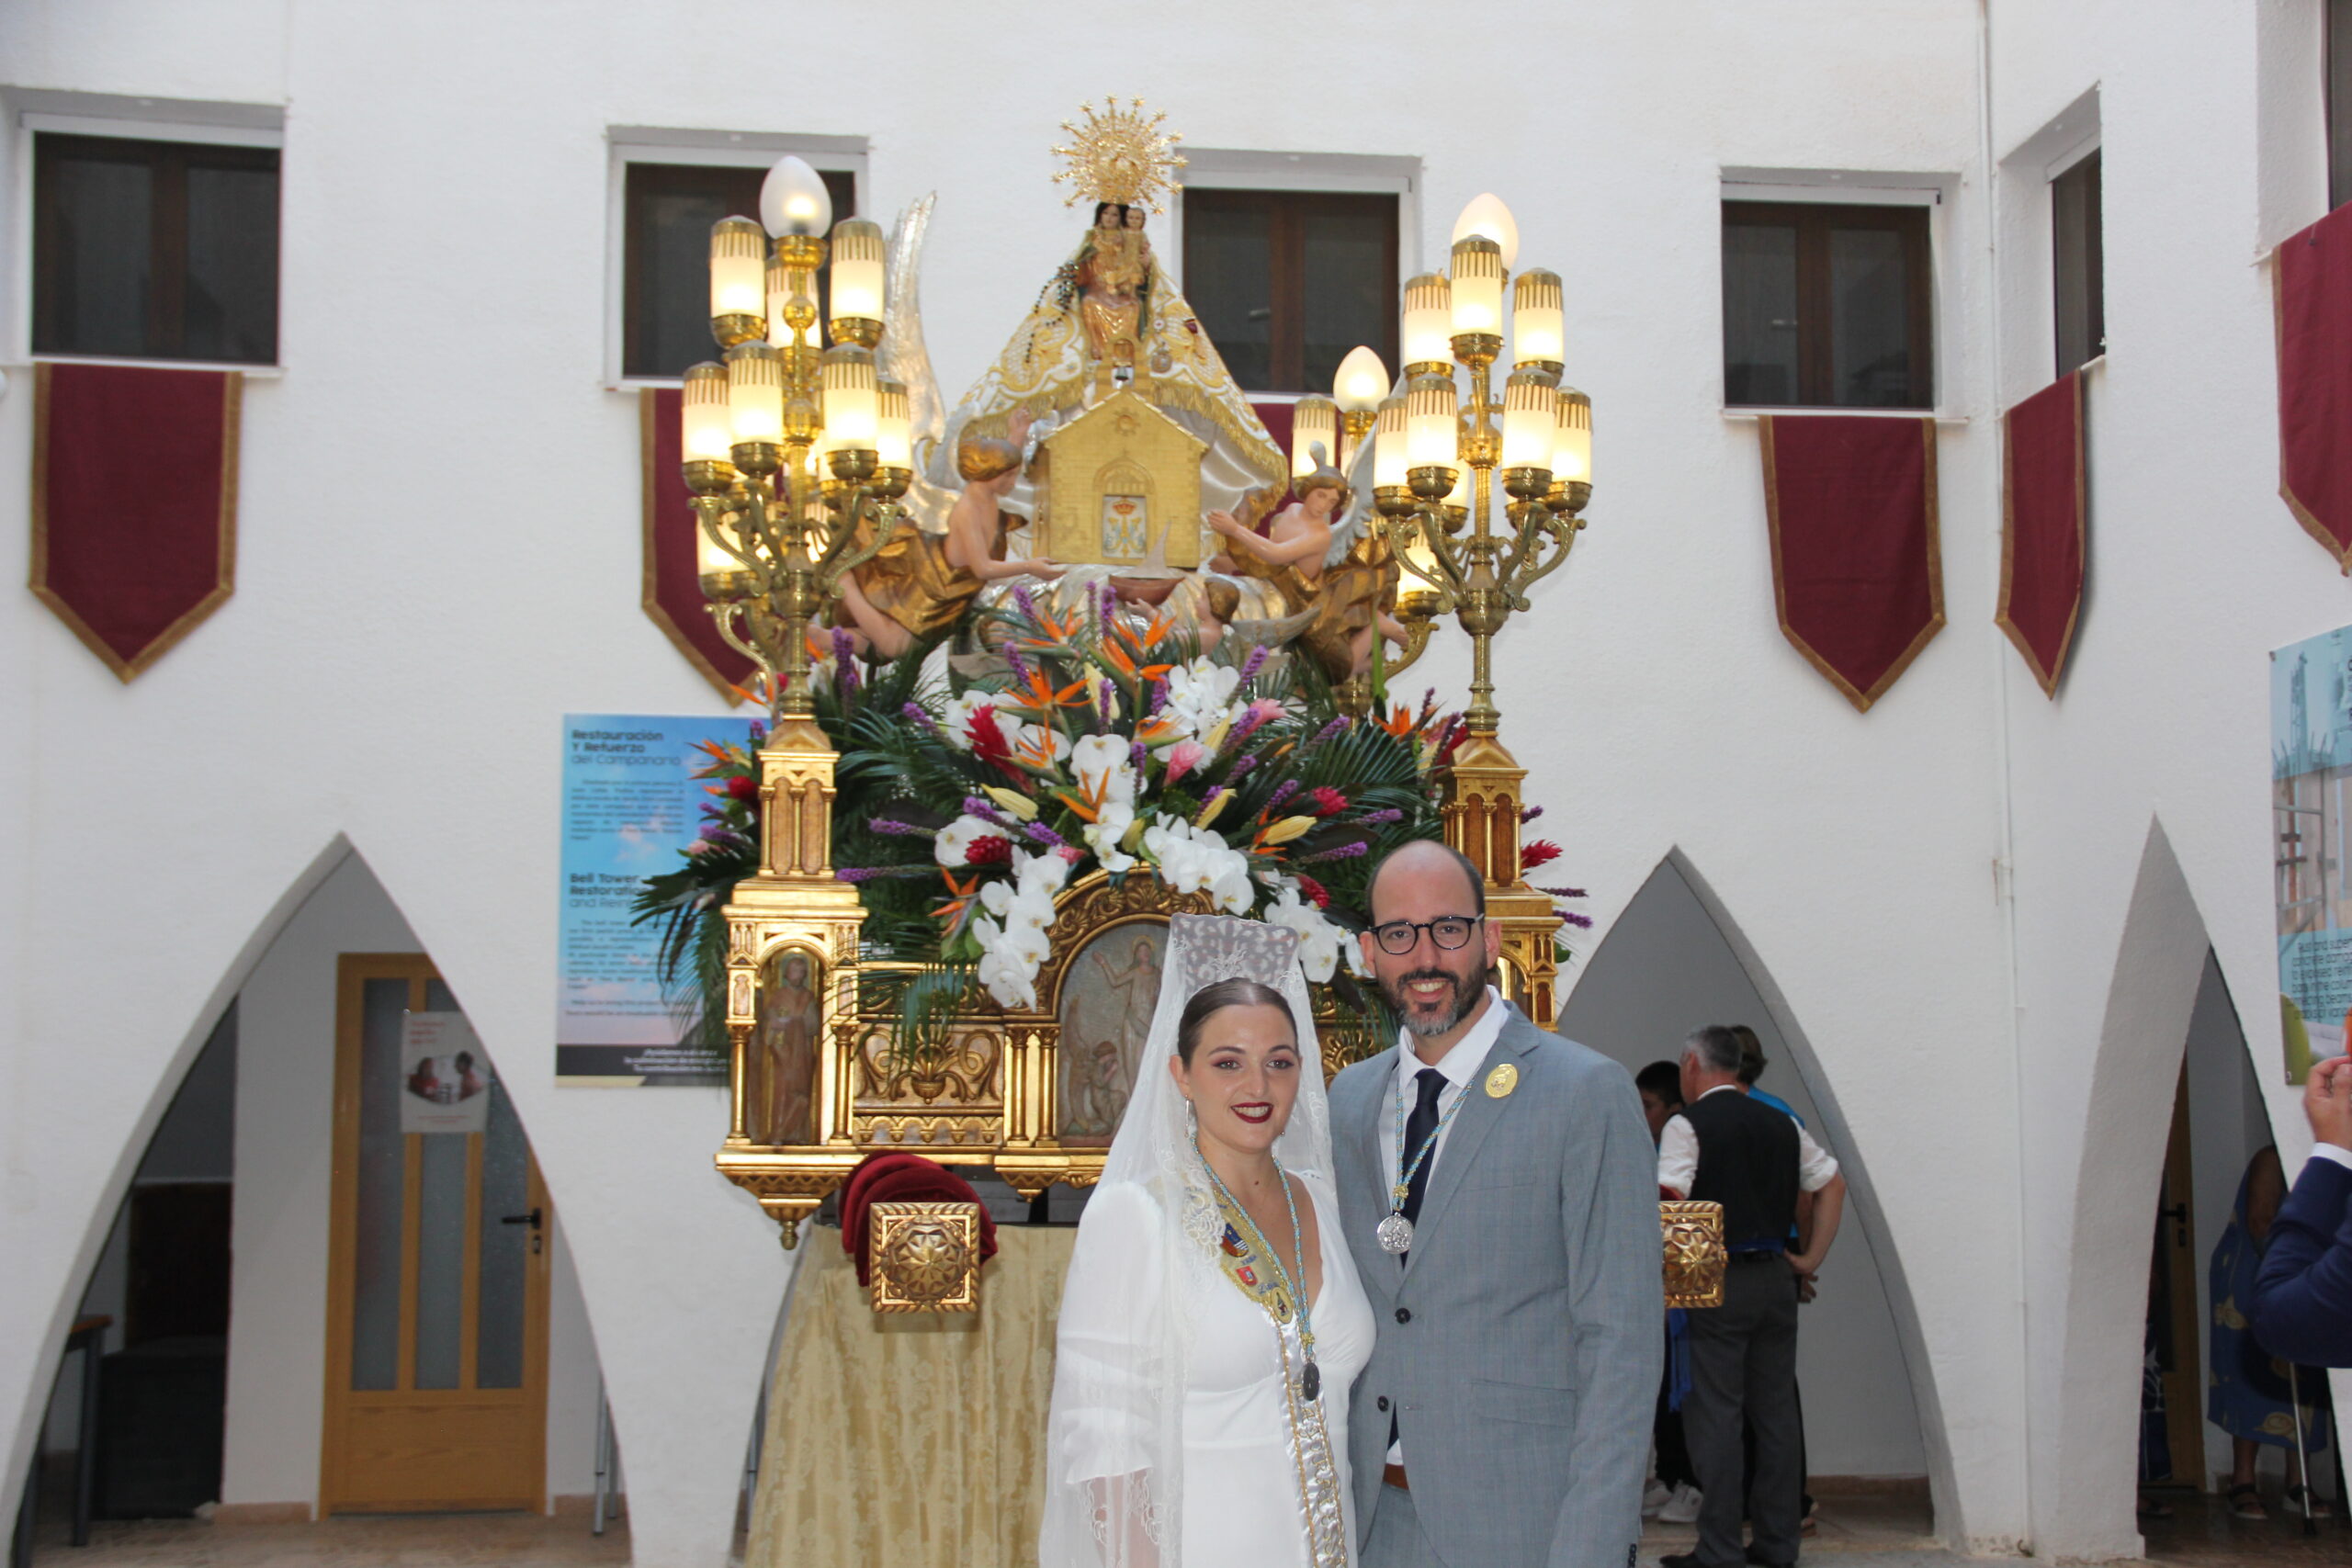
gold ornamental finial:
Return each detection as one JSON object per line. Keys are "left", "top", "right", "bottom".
{"left": 1050, "top": 96, "right": 1186, "bottom": 214}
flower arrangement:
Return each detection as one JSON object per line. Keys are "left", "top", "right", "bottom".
{"left": 832, "top": 588, "right": 1453, "bottom": 1010}
{"left": 636, "top": 604, "right": 1592, "bottom": 1055}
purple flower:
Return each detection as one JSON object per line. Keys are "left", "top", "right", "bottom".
{"left": 1002, "top": 639, "right": 1034, "bottom": 685}
{"left": 1301, "top": 840, "right": 1370, "bottom": 863}
{"left": 962, "top": 795, "right": 1019, "bottom": 830}
{"left": 1356, "top": 807, "right": 1404, "bottom": 825}
{"left": 1521, "top": 804, "right": 1545, "bottom": 823}
{"left": 698, "top": 821, "right": 729, "bottom": 841}
{"left": 748, "top": 722, "right": 767, "bottom": 745}
{"left": 1265, "top": 779, "right": 1301, "bottom": 812}
{"left": 868, "top": 818, "right": 931, "bottom": 838}
{"left": 1559, "top": 911, "right": 1596, "bottom": 930}
{"left": 1013, "top": 583, "right": 1040, "bottom": 624}
{"left": 1310, "top": 716, "right": 1350, "bottom": 744}
{"left": 832, "top": 629, "right": 861, "bottom": 701}
{"left": 1238, "top": 645, "right": 1270, "bottom": 682}
{"left": 1023, "top": 821, "right": 1068, "bottom": 849}
{"left": 1148, "top": 677, "right": 1170, "bottom": 716}
{"left": 1201, "top": 785, "right": 1226, "bottom": 809}
{"left": 902, "top": 701, "right": 938, "bottom": 732}
{"left": 1227, "top": 751, "right": 1261, "bottom": 781}
{"left": 836, "top": 865, "right": 940, "bottom": 883}
{"left": 1098, "top": 680, "right": 1115, "bottom": 725}
{"left": 1130, "top": 741, "right": 1148, "bottom": 772}
{"left": 1538, "top": 885, "right": 1589, "bottom": 899}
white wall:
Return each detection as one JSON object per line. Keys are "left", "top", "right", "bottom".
{"left": 221, "top": 847, "right": 607, "bottom": 1513}
{"left": 1557, "top": 860, "right": 1929, "bottom": 1480}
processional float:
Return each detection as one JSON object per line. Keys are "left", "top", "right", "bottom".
{"left": 656, "top": 102, "right": 1713, "bottom": 1305}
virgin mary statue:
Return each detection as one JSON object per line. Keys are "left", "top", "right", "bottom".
{"left": 924, "top": 106, "right": 1288, "bottom": 536}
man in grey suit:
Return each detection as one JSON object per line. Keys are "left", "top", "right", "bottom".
{"left": 1333, "top": 840, "right": 1664, "bottom": 1568}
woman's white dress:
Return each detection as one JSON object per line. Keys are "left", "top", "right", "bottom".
{"left": 1054, "top": 1171, "right": 1374, "bottom": 1567}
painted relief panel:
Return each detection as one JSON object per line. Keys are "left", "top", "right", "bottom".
{"left": 757, "top": 947, "right": 824, "bottom": 1145}
{"left": 1055, "top": 920, "right": 1166, "bottom": 1145}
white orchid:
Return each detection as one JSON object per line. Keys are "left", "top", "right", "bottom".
{"left": 942, "top": 691, "right": 1018, "bottom": 754}
{"left": 1162, "top": 657, "right": 1243, "bottom": 740}
{"left": 1142, "top": 814, "right": 1255, "bottom": 915}
{"left": 1083, "top": 798, "right": 1138, "bottom": 874}
{"left": 1269, "top": 880, "right": 1350, "bottom": 983}
{"left": 935, "top": 813, "right": 1006, "bottom": 868}
{"left": 1070, "top": 732, "right": 1138, "bottom": 807}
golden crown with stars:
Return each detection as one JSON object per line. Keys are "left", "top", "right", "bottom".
{"left": 1050, "top": 96, "right": 1187, "bottom": 214}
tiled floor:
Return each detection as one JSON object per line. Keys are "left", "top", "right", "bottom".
{"left": 24, "top": 1509, "right": 635, "bottom": 1567}
{"left": 17, "top": 1483, "right": 2352, "bottom": 1566}
{"left": 2140, "top": 1491, "right": 2352, "bottom": 1566}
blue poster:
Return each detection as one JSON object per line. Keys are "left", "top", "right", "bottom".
{"left": 2272, "top": 628, "right": 2352, "bottom": 1083}
{"left": 557, "top": 713, "right": 755, "bottom": 1086}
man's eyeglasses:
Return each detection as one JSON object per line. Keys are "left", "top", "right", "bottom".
{"left": 1369, "top": 915, "right": 1484, "bottom": 956}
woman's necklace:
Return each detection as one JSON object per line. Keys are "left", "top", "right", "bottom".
{"left": 1194, "top": 1133, "right": 1321, "bottom": 1403}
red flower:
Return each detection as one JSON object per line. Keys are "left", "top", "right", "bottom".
{"left": 967, "top": 835, "right": 1013, "bottom": 866}
{"left": 1521, "top": 839, "right": 1563, "bottom": 871}
{"left": 1308, "top": 785, "right": 1348, "bottom": 818}
{"left": 967, "top": 704, "right": 1013, "bottom": 767}
{"left": 725, "top": 773, "right": 760, "bottom": 803}
{"left": 1295, "top": 874, "right": 1331, "bottom": 909}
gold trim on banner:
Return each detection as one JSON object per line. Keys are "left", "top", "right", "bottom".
{"left": 29, "top": 363, "right": 242, "bottom": 682}
{"left": 1994, "top": 372, "right": 2086, "bottom": 699}
{"left": 1758, "top": 414, "right": 1944, "bottom": 714}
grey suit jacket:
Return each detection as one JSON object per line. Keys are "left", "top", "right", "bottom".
{"left": 1332, "top": 1007, "right": 1663, "bottom": 1568}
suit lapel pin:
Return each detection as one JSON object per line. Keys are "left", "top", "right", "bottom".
{"left": 1486, "top": 1063, "right": 1519, "bottom": 1099}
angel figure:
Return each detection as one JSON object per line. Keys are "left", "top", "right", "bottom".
{"left": 1205, "top": 446, "right": 1345, "bottom": 593}
{"left": 832, "top": 409, "right": 1066, "bottom": 658}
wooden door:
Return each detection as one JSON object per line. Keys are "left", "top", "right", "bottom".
{"left": 322, "top": 955, "right": 549, "bottom": 1513}
{"left": 2145, "top": 1062, "right": 2207, "bottom": 1489}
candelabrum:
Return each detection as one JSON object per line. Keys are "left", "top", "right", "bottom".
{"left": 679, "top": 158, "right": 910, "bottom": 727}
{"left": 682, "top": 158, "right": 885, "bottom": 1224}
{"left": 1371, "top": 197, "right": 1594, "bottom": 737}
{"left": 1376, "top": 195, "right": 1599, "bottom": 1023}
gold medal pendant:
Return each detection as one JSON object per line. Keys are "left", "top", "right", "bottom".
{"left": 1486, "top": 1063, "right": 1520, "bottom": 1099}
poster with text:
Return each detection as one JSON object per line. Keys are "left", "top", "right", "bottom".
{"left": 401, "top": 1011, "right": 492, "bottom": 1133}
{"left": 2272, "top": 626, "right": 2352, "bottom": 1082}
{"left": 559, "top": 713, "right": 756, "bottom": 1086}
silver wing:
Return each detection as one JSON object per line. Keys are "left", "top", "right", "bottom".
{"left": 1324, "top": 426, "right": 1383, "bottom": 569}
{"left": 881, "top": 194, "right": 956, "bottom": 535}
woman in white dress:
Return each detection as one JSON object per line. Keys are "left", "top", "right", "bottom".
{"left": 1041, "top": 916, "right": 1375, "bottom": 1568}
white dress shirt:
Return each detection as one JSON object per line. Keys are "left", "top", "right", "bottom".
{"left": 2311, "top": 1142, "right": 2352, "bottom": 1174}
{"left": 1656, "top": 1084, "right": 1840, "bottom": 1200}
{"left": 1377, "top": 986, "right": 1508, "bottom": 1466}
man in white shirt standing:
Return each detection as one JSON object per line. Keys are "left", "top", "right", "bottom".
{"left": 1657, "top": 1026, "right": 1845, "bottom": 1568}
{"left": 1331, "top": 840, "right": 1661, "bottom": 1568}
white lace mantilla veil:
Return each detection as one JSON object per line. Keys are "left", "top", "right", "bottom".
{"left": 1039, "top": 915, "right": 1333, "bottom": 1568}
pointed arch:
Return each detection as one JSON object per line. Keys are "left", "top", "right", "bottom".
{"left": 2035, "top": 819, "right": 2215, "bottom": 1560}
{"left": 1556, "top": 846, "right": 1961, "bottom": 1541}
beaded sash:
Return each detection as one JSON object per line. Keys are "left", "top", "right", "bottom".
{"left": 1205, "top": 1196, "right": 1350, "bottom": 1567}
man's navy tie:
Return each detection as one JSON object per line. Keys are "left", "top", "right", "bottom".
{"left": 1399, "top": 1066, "right": 1446, "bottom": 1259}
{"left": 1390, "top": 1066, "right": 1449, "bottom": 1450}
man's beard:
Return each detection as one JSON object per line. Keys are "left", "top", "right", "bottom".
{"left": 1381, "top": 964, "right": 1480, "bottom": 1039}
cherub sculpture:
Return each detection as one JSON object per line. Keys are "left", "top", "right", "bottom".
{"left": 832, "top": 409, "right": 1065, "bottom": 659}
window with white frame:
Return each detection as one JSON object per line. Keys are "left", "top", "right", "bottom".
{"left": 610, "top": 137, "right": 862, "bottom": 382}
{"left": 1179, "top": 187, "right": 1399, "bottom": 395}
{"left": 2051, "top": 150, "right": 2104, "bottom": 374}
{"left": 31, "top": 129, "right": 280, "bottom": 365}
{"left": 1721, "top": 198, "right": 1934, "bottom": 410}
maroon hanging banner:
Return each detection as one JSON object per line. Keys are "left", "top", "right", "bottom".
{"left": 31, "top": 363, "right": 240, "bottom": 681}
{"left": 2276, "top": 201, "right": 2352, "bottom": 571}
{"left": 640, "top": 388, "right": 754, "bottom": 699}
{"left": 1996, "top": 372, "right": 2086, "bottom": 697}
{"left": 1758, "top": 414, "right": 1943, "bottom": 713}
